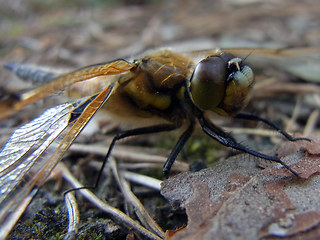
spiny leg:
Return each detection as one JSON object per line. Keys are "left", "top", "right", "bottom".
{"left": 64, "top": 123, "right": 179, "bottom": 195}
{"left": 198, "top": 116, "right": 299, "bottom": 176}
{"left": 163, "top": 122, "right": 194, "bottom": 178}
{"left": 235, "top": 112, "right": 310, "bottom": 142}
{"left": 94, "top": 123, "right": 180, "bottom": 186}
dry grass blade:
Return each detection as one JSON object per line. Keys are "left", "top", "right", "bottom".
{"left": 117, "top": 163, "right": 163, "bottom": 170}
{"left": 88, "top": 160, "right": 163, "bottom": 173}
{"left": 69, "top": 143, "right": 167, "bottom": 162}
{"left": 304, "top": 110, "right": 320, "bottom": 136}
{"left": 121, "top": 170, "right": 162, "bottom": 191}
{"left": 109, "top": 158, "right": 165, "bottom": 239}
{"left": 70, "top": 143, "right": 189, "bottom": 172}
{"left": 64, "top": 192, "right": 79, "bottom": 238}
{"left": 252, "top": 82, "right": 320, "bottom": 99}
{"left": 59, "top": 162, "right": 163, "bottom": 240}
{"left": 285, "top": 95, "right": 302, "bottom": 133}
{"left": 223, "top": 127, "right": 284, "bottom": 137}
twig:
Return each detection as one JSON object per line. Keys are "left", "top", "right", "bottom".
{"left": 109, "top": 158, "right": 165, "bottom": 239}
{"left": 121, "top": 170, "right": 162, "bottom": 191}
{"left": 252, "top": 82, "right": 320, "bottom": 99}
{"left": 64, "top": 192, "right": 79, "bottom": 239}
{"left": 304, "top": 110, "right": 319, "bottom": 136}
{"left": 59, "top": 162, "right": 163, "bottom": 240}
{"left": 285, "top": 95, "right": 302, "bottom": 133}
{"left": 70, "top": 143, "right": 189, "bottom": 172}
{"left": 223, "top": 127, "right": 287, "bottom": 137}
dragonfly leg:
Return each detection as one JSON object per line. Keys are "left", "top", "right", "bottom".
{"left": 198, "top": 116, "right": 299, "bottom": 176}
{"left": 96, "top": 123, "right": 179, "bottom": 186}
{"left": 235, "top": 112, "right": 310, "bottom": 142}
{"left": 163, "top": 122, "right": 195, "bottom": 178}
{"left": 64, "top": 123, "right": 179, "bottom": 195}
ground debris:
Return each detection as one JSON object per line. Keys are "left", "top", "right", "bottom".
{"left": 161, "top": 136, "right": 320, "bottom": 240}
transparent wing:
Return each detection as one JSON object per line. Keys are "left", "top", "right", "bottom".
{"left": 0, "top": 59, "right": 133, "bottom": 120}
{"left": 0, "top": 84, "right": 115, "bottom": 239}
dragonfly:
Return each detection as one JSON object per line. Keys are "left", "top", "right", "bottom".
{"left": 0, "top": 47, "right": 316, "bottom": 238}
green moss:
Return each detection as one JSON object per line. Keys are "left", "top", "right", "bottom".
{"left": 77, "top": 219, "right": 126, "bottom": 240}
{"left": 156, "top": 129, "right": 223, "bottom": 169}
{"left": 184, "top": 131, "right": 222, "bottom": 167}
{"left": 9, "top": 205, "right": 67, "bottom": 240}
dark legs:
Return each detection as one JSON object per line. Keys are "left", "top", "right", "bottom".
{"left": 95, "top": 112, "right": 308, "bottom": 182}
{"left": 163, "top": 122, "right": 194, "bottom": 178}
{"left": 95, "top": 121, "right": 195, "bottom": 183}
{"left": 95, "top": 123, "right": 178, "bottom": 186}
{"left": 198, "top": 116, "right": 299, "bottom": 175}
{"left": 235, "top": 112, "right": 310, "bottom": 142}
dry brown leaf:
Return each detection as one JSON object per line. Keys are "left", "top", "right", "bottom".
{"left": 161, "top": 135, "right": 320, "bottom": 239}
{"left": 165, "top": 225, "right": 186, "bottom": 239}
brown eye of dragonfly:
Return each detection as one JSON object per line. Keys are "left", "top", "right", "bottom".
{"left": 189, "top": 52, "right": 254, "bottom": 116}
{"left": 189, "top": 55, "right": 228, "bottom": 111}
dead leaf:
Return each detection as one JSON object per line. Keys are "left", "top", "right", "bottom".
{"left": 161, "top": 135, "right": 320, "bottom": 239}
{"left": 165, "top": 225, "right": 186, "bottom": 239}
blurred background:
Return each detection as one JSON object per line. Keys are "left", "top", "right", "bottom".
{"left": 1, "top": 0, "right": 319, "bottom": 67}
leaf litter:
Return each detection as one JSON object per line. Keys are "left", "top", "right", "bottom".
{"left": 161, "top": 134, "right": 320, "bottom": 239}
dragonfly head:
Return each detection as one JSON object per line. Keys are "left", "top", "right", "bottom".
{"left": 189, "top": 51, "right": 254, "bottom": 116}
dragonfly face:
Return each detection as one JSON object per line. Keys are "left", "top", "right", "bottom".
{"left": 189, "top": 51, "right": 254, "bottom": 116}
{"left": 0, "top": 48, "right": 311, "bottom": 238}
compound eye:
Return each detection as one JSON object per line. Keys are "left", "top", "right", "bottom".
{"left": 190, "top": 56, "right": 227, "bottom": 111}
